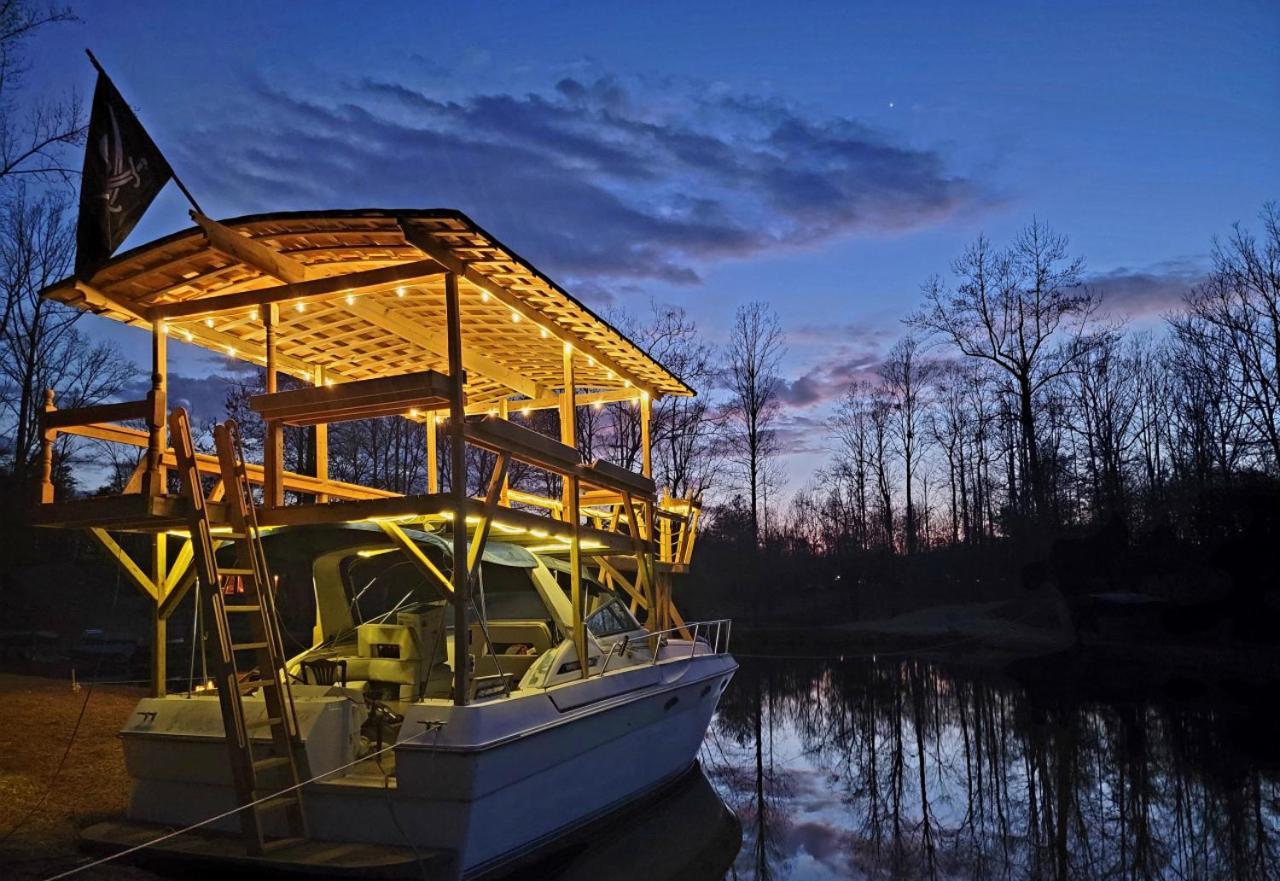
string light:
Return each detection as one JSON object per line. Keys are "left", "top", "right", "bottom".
{"left": 159, "top": 324, "right": 169, "bottom": 335}
{"left": 481, "top": 291, "right": 490, "bottom": 303}
{"left": 183, "top": 330, "right": 193, "bottom": 342}
{"left": 563, "top": 342, "right": 573, "bottom": 355}
{"left": 521, "top": 407, "right": 531, "bottom": 416}
{"left": 204, "top": 317, "right": 214, "bottom": 328}
{"left": 593, "top": 401, "right": 603, "bottom": 410}
{"left": 295, "top": 301, "right": 306, "bottom": 313}
{"left": 587, "top": 356, "right": 595, "bottom": 367}
{"left": 396, "top": 286, "right": 406, "bottom": 298}
{"left": 539, "top": 326, "right": 548, "bottom": 339}
{"left": 249, "top": 308, "right": 259, "bottom": 321}
{"left": 408, "top": 408, "right": 419, "bottom": 418}
{"left": 346, "top": 293, "right": 355, "bottom": 305}
{"left": 511, "top": 310, "right": 520, "bottom": 323}
{"left": 226, "top": 346, "right": 236, "bottom": 357}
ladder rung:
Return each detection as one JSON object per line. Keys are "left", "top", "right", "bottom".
{"left": 218, "top": 567, "right": 255, "bottom": 576}
{"left": 252, "top": 756, "right": 292, "bottom": 773}
{"left": 253, "top": 794, "right": 299, "bottom": 814}
{"left": 231, "top": 641, "right": 269, "bottom": 652}
{"left": 246, "top": 716, "right": 283, "bottom": 730}
{"left": 224, "top": 605, "right": 262, "bottom": 613}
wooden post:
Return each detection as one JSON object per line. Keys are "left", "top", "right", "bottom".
{"left": 426, "top": 413, "right": 439, "bottom": 494}
{"left": 39, "top": 389, "right": 56, "bottom": 503}
{"left": 143, "top": 320, "right": 168, "bottom": 497}
{"left": 150, "top": 535, "right": 167, "bottom": 697}
{"left": 560, "top": 343, "right": 576, "bottom": 516}
{"left": 445, "top": 272, "right": 470, "bottom": 705}
{"left": 313, "top": 365, "right": 328, "bottom": 503}
{"left": 640, "top": 390, "right": 652, "bottom": 479}
{"left": 263, "top": 304, "right": 284, "bottom": 507}
{"left": 497, "top": 398, "right": 510, "bottom": 506}
{"left": 568, "top": 474, "right": 586, "bottom": 678}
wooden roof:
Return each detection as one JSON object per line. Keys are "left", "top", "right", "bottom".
{"left": 44, "top": 209, "right": 694, "bottom": 406}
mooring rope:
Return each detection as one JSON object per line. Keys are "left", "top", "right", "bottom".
{"left": 37, "top": 737, "right": 410, "bottom": 881}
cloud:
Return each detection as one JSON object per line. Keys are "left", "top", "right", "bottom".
{"left": 1088, "top": 259, "right": 1205, "bottom": 320}
{"left": 184, "top": 73, "right": 989, "bottom": 296}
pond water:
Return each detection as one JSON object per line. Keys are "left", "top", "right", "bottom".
{"left": 698, "top": 654, "right": 1280, "bottom": 881}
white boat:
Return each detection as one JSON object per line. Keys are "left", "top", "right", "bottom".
{"left": 36, "top": 209, "right": 730, "bottom": 876}
{"left": 99, "top": 525, "right": 736, "bottom": 877}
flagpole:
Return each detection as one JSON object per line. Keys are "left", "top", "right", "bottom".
{"left": 84, "top": 49, "right": 205, "bottom": 216}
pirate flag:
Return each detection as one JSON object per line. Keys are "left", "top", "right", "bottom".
{"left": 75, "top": 61, "right": 174, "bottom": 277}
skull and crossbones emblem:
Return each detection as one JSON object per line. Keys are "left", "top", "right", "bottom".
{"left": 97, "top": 104, "right": 149, "bottom": 214}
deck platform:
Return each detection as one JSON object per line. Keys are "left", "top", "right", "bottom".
{"left": 81, "top": 819, "right": 454, "bottom": 878}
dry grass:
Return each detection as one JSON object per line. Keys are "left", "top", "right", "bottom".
{"left": 0, "top": 673, "right": 157, "bottom": 880}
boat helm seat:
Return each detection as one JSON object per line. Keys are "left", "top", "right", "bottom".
{"left": 348, "top": 606, "right": 450, "bottom": 701}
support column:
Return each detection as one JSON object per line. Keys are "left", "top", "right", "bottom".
{"left": 639, "top": 390, "right": 652, "bottom": 479}
{"left": 445, "top": 273, "right": 470, "bottom": 706}
{"left": 568, "top": 475, "right": 586, "bottom": 677}
{"left": 263, "top": 304, "right": 284, "bottom": 507}
{"left": 313, "top": 365, "right": 328, "bottom": 503}
{"left": 426, "top": 413, "right": 439, "bottom": 494}
{"left": 497, "top": 398, "right": 510, "bottom": 506}
{"left": 560, "top": 343, "right": 577, "bottom": 515}
{"left": 151, "top": 535, "right": 167, "bottom": 697}
{"left": 143, "top": 320, "right": 168, "bottom": 497}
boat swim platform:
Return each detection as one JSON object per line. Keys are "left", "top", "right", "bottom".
{"left": 81, "top": 819, "right": 454, "bottom": 878}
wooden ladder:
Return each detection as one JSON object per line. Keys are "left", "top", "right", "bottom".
{"left": 169, "top": 408, "right": 309, "bottom": 854}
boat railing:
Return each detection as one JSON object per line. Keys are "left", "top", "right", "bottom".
{"left": 598, "top": 618, "right": 732, "bottom": 677}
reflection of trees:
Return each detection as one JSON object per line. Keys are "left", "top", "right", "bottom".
{"left": 710, "top": 658, "right": 1279, "bottom": 880}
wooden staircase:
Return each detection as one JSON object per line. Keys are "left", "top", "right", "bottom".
{"left": 170, "top": 408, "right": 309, "bottom": 854}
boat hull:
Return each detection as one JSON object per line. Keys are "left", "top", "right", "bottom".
{"left": 121, "top": 651, "right": 737, "bottom": 876}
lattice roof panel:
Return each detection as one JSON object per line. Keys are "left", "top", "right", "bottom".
{"left": 44, "top": 209, "right": 694, "bottom": 403}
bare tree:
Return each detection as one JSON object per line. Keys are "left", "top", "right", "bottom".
{"left": 0, "top": 2, "right": 83, "bottom": 187}
{"left": 1, "top": 187, "right": 133, "bottom": 485}
{"left": 724, "top": 301, "right": 785, "bottom": 543}
{"left": 880, "top": 335, "right": 936, "bottom": 553}
{"left": 910, "top": 221, "right": 1097, "bottom": 523}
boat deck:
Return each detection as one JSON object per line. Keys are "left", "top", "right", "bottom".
{"left": 82, "top": 819, "right": 453, "bottom": 878}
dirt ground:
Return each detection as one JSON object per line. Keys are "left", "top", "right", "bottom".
{"left": 0, "top": 673, "right": 157, "bottom": 881}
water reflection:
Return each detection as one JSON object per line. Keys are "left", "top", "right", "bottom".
{"left": 705, "top": 657, "right": 1280, "bottom": 881}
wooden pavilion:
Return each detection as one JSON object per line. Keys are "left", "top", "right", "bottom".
{"left": 34, "top": 209, "right": 702, "bottom": 701}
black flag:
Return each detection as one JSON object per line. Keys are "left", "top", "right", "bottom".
{"left": 75, "top": 64, "right": 173, "bottom": 277}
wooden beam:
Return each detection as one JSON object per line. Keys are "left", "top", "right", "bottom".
{"left": 596, "top": 556, "right": 648, "bottom": 610}
{"left": 52, "top": 279, "right": 342, "bottom": 382}
{"left": 567, "top": 474, "right": 586, "bottom": 678}
{"left": 88, "top": 528, "right": 157, "bottom": 602}
{"left": 376, "top": 521, "right": 454, "bottom": 598}
{"left": 466, "top": 453, "right": 509, "bottom": 576}
{"left": 150, "top": 258, "right": 449, "bottom": 320}
{"left": 193, "top": 211, "right": 310, "bottom": 284}
{"left": 150, "top": 535, "right": 167, "bottom": 697}
{"left": 470, "top": 387, "right": 637, "bottom": 417}
{"left": 398, "top": 219, "right": 660, "bottom": 399}
{"left": 560, "top": 342, "right": 577, "bottom": 515}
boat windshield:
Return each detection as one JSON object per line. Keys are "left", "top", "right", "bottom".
{"left": 341, "top": 552, "right": 550, "bottom": 627}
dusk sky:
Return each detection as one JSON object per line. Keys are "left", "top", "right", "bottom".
{"left": 29, "top": 0, "right": 1280, "bottom": 492}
